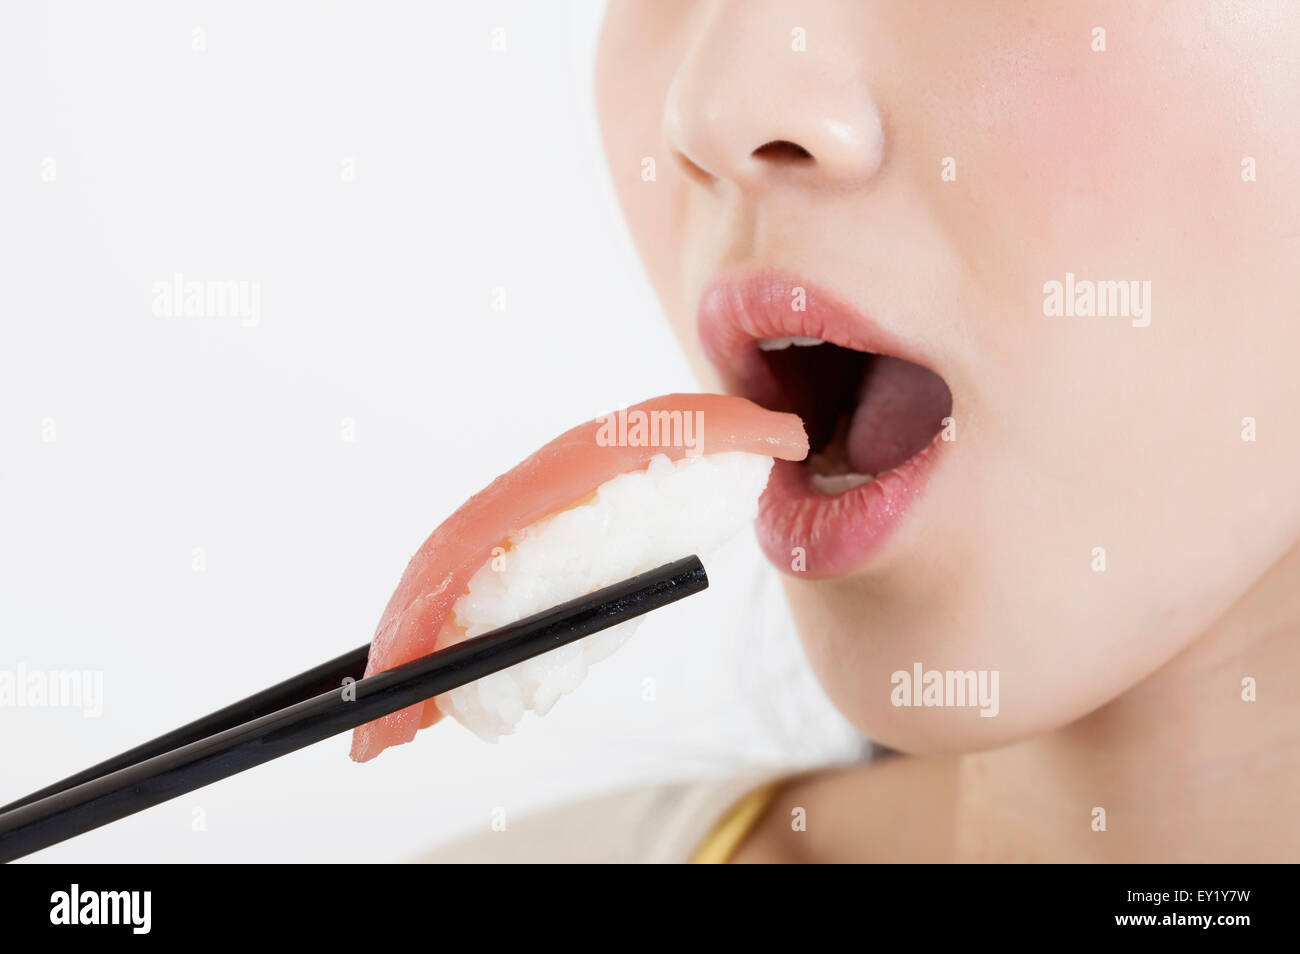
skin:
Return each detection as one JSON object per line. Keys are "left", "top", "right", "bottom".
{"left": 595, "top": 0, "right": 1300, "bottom": 862}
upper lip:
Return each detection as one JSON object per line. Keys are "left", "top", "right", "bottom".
{"left": 695, "top": 269, "right": 929, "bottom": 410}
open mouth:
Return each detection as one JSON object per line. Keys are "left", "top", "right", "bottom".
{"left": 698, "top": 271, "right": 953, "bottom": 494}
{"left": 697, "top": 270, "right": 953, "bottom": 575}
{"left": 755, "top": 337, "right": 952, "bottom": 493}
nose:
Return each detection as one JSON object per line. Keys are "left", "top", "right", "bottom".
{"left": 662, "top": 1, "right": 884, "bottom": 192}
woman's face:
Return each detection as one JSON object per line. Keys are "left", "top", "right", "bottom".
{"left": 595, "top": 0, "right": 1300, "bottom": 752}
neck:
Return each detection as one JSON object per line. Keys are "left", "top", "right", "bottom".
{"left": 957, "top": 540, "right": 1300, "bottom": 862}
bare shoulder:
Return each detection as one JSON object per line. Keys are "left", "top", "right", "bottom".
{"left": 730, "top": 753, "right": 960, "bottom": 863}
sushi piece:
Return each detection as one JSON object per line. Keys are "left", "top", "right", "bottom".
{"left": 350, "top": 393, "right": 808, "bottom": 761}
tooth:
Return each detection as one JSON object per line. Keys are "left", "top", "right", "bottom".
{"left": 809, "top": 472, "right": 874, "bottom": 495}
{"left": 757, "top": 336, "right": 826, "bottom": 351}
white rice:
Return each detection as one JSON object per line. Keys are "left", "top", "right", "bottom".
{"left": 438, "top": 450, "right": 774, "bottom": 741}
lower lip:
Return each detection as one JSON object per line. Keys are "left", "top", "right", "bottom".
{"left": 756, "top": 433, "right": 944, "bottom": 577}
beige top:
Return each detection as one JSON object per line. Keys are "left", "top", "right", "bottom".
{"left": 418, "top": 770, "right": 789, "bottom": 864}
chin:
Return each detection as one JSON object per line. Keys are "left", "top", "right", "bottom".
{"left": 782, "top": 579, "right": 1107, "bottom": 756}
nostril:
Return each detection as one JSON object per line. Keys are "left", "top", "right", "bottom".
{"left": 751, "top": 140, "right": 814, "bottom": 163}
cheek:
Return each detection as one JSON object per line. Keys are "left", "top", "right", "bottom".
{"left": 956, "top": 5, "right": 1300, "bottom": 263}
{"left": 864, "top": 14, "right": 1300, "bottom": 750}
{"left": 941, "top": 6, "right": 1300, "bottom": 511}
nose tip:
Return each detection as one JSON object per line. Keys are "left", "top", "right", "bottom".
{"left": 662, "top": 30, "right": 884, "bottom": 191}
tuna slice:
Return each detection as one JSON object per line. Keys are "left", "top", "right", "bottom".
{"left": 350, "top": 393, "right": 808, "bottom": 761}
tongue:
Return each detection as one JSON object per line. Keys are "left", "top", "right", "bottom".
{"left": 846, "top": 355, "right": 952, "bottom": 475}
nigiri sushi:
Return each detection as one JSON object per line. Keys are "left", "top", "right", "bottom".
{"left": 350, "top": 393, "right": 808, "bottom": 761}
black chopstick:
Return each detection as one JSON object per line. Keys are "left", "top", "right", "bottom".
{"left": 0, "top": 644, "right": 371, "bottom": 816}
{"left": 0, "top": 555, "right": 708, "bottom": 862}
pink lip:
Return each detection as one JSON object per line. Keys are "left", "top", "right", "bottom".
{"left": 696, "top": 270, "right": 945, "bottom": 577}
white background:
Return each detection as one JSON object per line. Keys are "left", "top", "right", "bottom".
{"left": 0, "top": 0, "right": 861, "bottom": 862}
